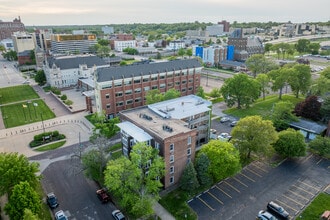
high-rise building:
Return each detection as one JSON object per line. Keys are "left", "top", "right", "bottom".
{"left": 50, "top": 34, "right": 97, "bottom": 55}
{"left": 218, "top": 20, "right": 230, "bottom": 32}
{"left": 12, "top": 32, "right": 35, "bottom": 53}
{"left": 0, "top": 17, "right": 25, "bottom": 40}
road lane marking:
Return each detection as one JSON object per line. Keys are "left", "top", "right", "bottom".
{"left": 207, "top": 191, "right": 224, "bottom": 205}
{"left": 197, "top": 196, "right": 215, "bottom": 211}
{"left": 275, "top": 199, "right": 298, "bottom": 213}
{"left": 288, "top": 189, "right": 309, "bottom": 202}
{"left": 245, "top": 167, "right": 262, "bottom": 177}
{"left": 282, "top": 194, "right": 304, "bottom": 206}
{"left": 233, "top": 177, "right": 248, "bottom": 187}
{"left": 250, "top": 163, "right": 268, "bottom": 173}
{"left": 224, "top": 181, "right": 240, "bottom": 193}
{"left": 215, "top": 185, "right": 232, "bottom": 198}
{"left": 239, "top": 173, "right": 256, "bottom": 182}
{"left": 297, "top": 180, "right": 321, "bottom": 192}
{"left": 292, "top": 185, "right": 315, "bottom": 196}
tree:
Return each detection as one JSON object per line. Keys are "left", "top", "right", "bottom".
{"left": 264, "top": 43, "right": 273, "bottom": 55}
{"left": 320, "top": 96, "right": 330, "bottom": 122}
{"left": 4, "top": 181, "right": 41, "bottom": 220}
{"left": 199, "top": 140, "right": 241, "bottom": 182}
{"left": 23, "top": 209, "right": 39, "bottom": 220}
{"left": 256, "top": 73, "right": 271, "bottom": 100}
{"left": 34, "top": 70, "right": 46, "bottom": 86}
{"left": 288, "top": 64, "right": 312, "bottom": 98}
{"left": 231, "top": 116, "right": 278, "bottom": 162}
{"left": 97, "top": 39, "right": 110, "bottom": 46}
{"left": 220, "top": 73, "right": 260, "bottom": 109}
{"left": 309, "top": 136, "right": 330, "bottom": 157}
{"left": 295, "top": 39, "right": 310, "bottom": 54}
{"left": 294, "top": 95, "right": 321, "bottom": 121}
{"left": 271, "top": 101, "right": 298, "bottom": 131}
{"left": 146, "top": 89, "right": 163, "bottom": 104}
{"left": 3, "top": 50, "right": 17, "bottom": 61}
{"left": 186, "top": 48, "right": 193, "bottom": 58}
{"left": 196, "top": 86, "right": 206, "bottom": 99}
{"left": 194, "top": 152, "right": 213, "bottom": 187}
{"left": 311, "top": 67, "right": 330, "bottom": 96}
{"left": 163, "top": 88, "right": 180, "bottom": 101}
{"left": 29, "top": 50, "right": 36, "bottom": 64}
{"left": 123, "top": 47, "right": 138, "bottom": 55}
{"left": 177, "top": 48, "right": 185, "bottom": 57}
{"left": 104, "top": 143, "right": 164, "bottom": 218}
{"left": 308, "top": 42, "right": 320, "bottom": 55}
{"left": 90, "top": 112, "right": 120, "bottom": 138}
{"left": 89, "top": 44, "right": 101, "bottom": 54}
{"left": 268, "top": 67, "right": 291, "bottom": 100}
{"left": 0, "top": 153, "right": 40, "bottom": 196}
{"left": 97, "top": 45, "right": 110, "bottom": 58}
{"left": 273, "top": 128, "right": 306, "bottom": 158}
{"left": 245, "top": 54, "right": 277, "bottom": 78}
{"left": 179, "top": 162, "right": 200, "bottom": 192}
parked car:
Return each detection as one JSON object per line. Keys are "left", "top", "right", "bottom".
{"left": 267, "top": 201, "right": 289, "bottom": 219}
{"left": 220, "top": 117, "right": 230, "bottom": 123}
{"left": 210, "top": 129, "right": 217, "bottom": 139}
{"left": 96, "top": 188, "right": 111, "bottom": 203}
{"left": 55, "top": 210, "right": 68, "bottom": 220}
{"left": 257, "top": 210, "right": 278, "bottom": 220}
{"left": 112, "top": 209, "right": 126, "bottom": 220}
{"left": 46, "top": 192, "right": 59, "bottom": 209}
{"left": 218, "top": 132, "right": 232, "bottom": 141}
{"left": 230, "top": 120, "right": 238, "bottom": 127}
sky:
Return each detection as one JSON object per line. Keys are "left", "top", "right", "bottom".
{"left": 0, "top": 0, "right": 329, "bottom": 26}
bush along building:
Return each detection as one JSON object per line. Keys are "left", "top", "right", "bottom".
{"left": 117, "top": 95, "right": 212, "bottom": 189}
{"left": 93, "top": 59, "right": 202, "bottom": 118}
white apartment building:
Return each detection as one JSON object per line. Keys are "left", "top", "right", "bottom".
{"left": 167, "top": 41, "right": 185, "bottom": 51}
{"left": 114, "top": 40, "right": 136, "bottom": 52}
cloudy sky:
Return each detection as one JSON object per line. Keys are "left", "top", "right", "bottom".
{"left": 0, "top": 0, "right": 329, "bottom": 26}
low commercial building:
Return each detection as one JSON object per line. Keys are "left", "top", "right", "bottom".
{"left": 117, "top": 95, "right": 212, "bottom": 189}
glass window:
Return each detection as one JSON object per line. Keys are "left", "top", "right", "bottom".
{"left": 116, "top": 101, "right": 123, "bottom": 106}
{"left": 105, "top": 94, "right": 110, "bottom": 99}
{"left": 135, "top": 98, "right": 141, "bottom": 103}
{"left": 106, "top": 104, "right": 110, "bottom": 109}
{"left": 170, "top": 143, "right": 174, "bottom": 152}
{"left": 134, "top": 88, "right": 141, "bottom": 93}
{"left": 170, "top": 166, "right": 174, "bottom": 174}
{"left": 151, "top": 85, "right": 158, "bottom": 90}
{"left": 188, "top": 136, "right": 191, "bottom": 145}
{"left": 125, "top": 90, "right": 132, "bottom": 95}
{"left": 144, "top": 86, "right": 150, "bottom": 91}
{"left": 170, "top": 155, "right": 174, "bottom": 163}
{"left": 187, "top": 148, "right": 191, "bottom": 156}
{"left": 160, "top": 83, "right": 166, "bottom": 89}
{"left": 170, "top": 176, "right": 174, "bottom": 184}
{"left": 126, "top": 99, "right": 133, "bottom": 105}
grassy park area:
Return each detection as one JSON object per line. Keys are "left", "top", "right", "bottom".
{"left": 0, "top": 85, "right": 55, "bottom": 128}
{"left": 299, "top": 193, "right": 330, "bottom": 219}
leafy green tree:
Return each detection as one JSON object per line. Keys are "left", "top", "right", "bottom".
{"left": 308, "top": 42, "right": 320, "bottom": 55}
{"left": 264, "top": 43, "right": 272, "bottom": 55}
{"left": 119, "top": 61, "right": 127, "bottom": 66}
{"left": 60, "top": 94, "right": 67, "bottom": 101}
{"left": 146, "top": 89, "right": 163, "bottom": 104}
{"left": 295, "top": 39, "right": 310, "bottom": 54}
{"left": 104, "top": 143, "right": 164, "bottom": 218}
{"left": 196, "top": 86, "right": 206, "bottom": 99}
{"left": 186, "top": 48, "right": 193, "bottom": 58}
{"left": 29, "top": 50, "right": 36, "bottom": 64}
{"left": 245, "top": 54, "right": 277, "bottom": 78}
{"left": 256, "top": 73, "right": 271, "bottom": 100}
{"left": 194, "top": 153, "right": 213, "bottom": 187}
{"left": 0, "top": 44, "right": 5, "bottom": 52}
{"left": 163, "top": 88, "right": 180, "bottom": 101}
{"left": 273, "top": 128, "right": 306, "bottom": 158}
{"left": 123, "top": 47, "right": 138, "bottom": 55}
{"left": 320, "top": 96, "right": 330, "bottom": 122}
{"left": 0, "top": 153, "right": 40, "bottom": 196}
{"left": 3, "top": 50, "right": 17, "bottom": 61}
{"left": 271, "top": 101, "right": 298, "bottom": 131}
{"left": 4, "top": 181, "right": 41, "bottom": 220}
{"left": 231, "top": 116, "right": 278, "bottom": 162}
{"left": 34, "top": 70, "right": 46, "bottom": 85}
{"left": 294, "top": 95, "right": 321, "bottom": 121}
{"left": 209, "top": 88, "right": 221, "bottom": 98}
{"left": 309, "top": 136, "right": 330, "bottom": 158}
{"left": 177, "top": 48, "right": 186, "bottom": 57}
{"left": 179, "top": 162, "right": 200, "bottom": 192}
{"left": 97, "top": 45, "right": 110, "bottom": 57}
{"left": 97, "top": 39, "right": 110, "bottom": 46}
{"left": 199, "top": 140, "right": 241, "bottom": 182}
{"left": 268, "top": 67, "right": 291, "bottom": 100}
{"left": 288, "top": 64, "right": 312, "bottom": 98}
{"left": 23, "top": 209, "right": 39, "bottom": 220}
{"left": 89, "top": 44, "right": 101, "bottom": 54}
{"left": 220, "top": 73, "right": 260, "bottom": 109}
{"left": 311, "top": 67, "right": 330, "bottom": 96}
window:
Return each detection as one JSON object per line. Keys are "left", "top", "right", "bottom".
{"left": 143, "top": 78, "right": 149, "bottom": 82}
{"left": 134, "top": 79, "right": 141, "bottom": 83}
{"left": 105, "top": 94, "right": 110, "bottom": 99}
{"left": 155, "top": 142, "right": 160, "bottom": 150}
{"left": 115, "top": 92, "right": 123, "bottom": 97}
{"left": 160, "top": 83, "right": 166, "bottom": 89}
{"left": 182, "top": 80, "right": 187, "bottom": 84}
{"left": 125, "top": 89, "right": 132, "bottom": 95}
{"left": 170, "top": 166, "right": 174, "bottom": 174}
{"left": 167, "top": 73, "right": 173, "bottom": 78}
{"left": 188, "top": 136, "right": 191, "bottom": 145}
{"left": 167, "top": 83, "right": 173, "bottom": 87}
{"left": 116, "top": 101, "right": 123, "bottom": 106}
{"left": 135, "top": 98, "right": 141, "bottom": 103}
{"left": 114, "top": 81, "right": 122, "bottom": 87}
{"left": 187, "top": 148, "right": 191, "bottom": 156}
{"left": 124, "top": 79, "right": 132, "bottom": 85}
{"left": 175, "top": 81, "right": 180, "bottom": 86}
{"left": 188, "top": 79, "right": 193, "bottom": 83}
{"left": 170, "top": 176, "right": 174, "bottom": 184}
{"left": 188, "top": 87, "right": 193, "bottom": 91}
{"left": 106, "top": 104, "right": 110, "bottom": 109}
{"left": 160, "top": 74, "right": 165, "bottom": 79}
{"left": 151, "top": 76, "right": 158, "bottom": 81}
{"left": 170, "top": 155, "right": 174, "bottom": 163}
{"left": 151, "top": 85, "right": 158, "bottom": 90}
{"left": 144, "top": 86, "right": 150, "bottom": 91}
{"left": 170, "top": 143, "right": 174, "bottom": 152}
{"left": 126, "top": 99, "right": 133, "bottom": 105}
{"left": 134, "top": 88, "right": 141, "bottom": 93}
{"left": 181, "top": 88, "right": 186, "bottom": 92}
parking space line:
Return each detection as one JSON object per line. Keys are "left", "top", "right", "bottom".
{"left": 207, "top": 191, "right": 224, "bottom": 205}
{"left": 239, "top": 173, "right": 256, "bottom": 182}
{"left": 301, "top": 154, "right": 313, "bottom": 163}
{"left": 275, "top": 199, "right": 298, "bottom": 213}
{"left": 324, "top": 184, "right": 330, "bottom": 192}
{"left": 215, "top": 185, "right": 232, "bottom": 198}
{"left": 197, "top": 196, "right": 215, "bottom": 211}
{"left": 250, "top": 163, "right": 268, "bottom": 173}
{"left": 233, "top": 177, "right": 248, "bottom": 187}
{"left": 287, "top": 189, "right": 309, "bottom": 202}
{"left": 245, "top": 167, "right": 262, "bottom": 177}
{"left": 282, "top": 194, "right": 304, "bottom": 207}
{"left": 297, "top": 180, "right": 321, "bottom": 192}
{"left": 224, "top": 181, "right": 240, "bottom": 193}
{"left": 316, "top": 158, "right": 323, "bottom": 164}
{"left": 292, "top": 185, "right": 315, "bottom": 196}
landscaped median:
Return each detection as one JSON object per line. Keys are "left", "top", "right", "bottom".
{"left": 29, "top": 131, "right": 66, "bottom": 151}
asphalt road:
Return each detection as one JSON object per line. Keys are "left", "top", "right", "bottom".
{"left": 188, "top": 154, "right": 330, "bottom": 220}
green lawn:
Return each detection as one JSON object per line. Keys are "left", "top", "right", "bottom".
{"left": 299, "top": 193, "right": 330, "bottom": 219}
{"left": 0, "top": 85, "right": 39, "bottom": 104}
{"left": 35, "top": 140, "right": 66, "bottom": 152}
{"left": 1, "top": 99, "right": 55, "bottom": 128}
{"left": 223, "top": 94, "right": 303, "bottom": 119}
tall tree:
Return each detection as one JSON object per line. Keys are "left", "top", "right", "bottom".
{"left": 309, "top": 136, "right": 330, "bottom": 157}
{"left": 264, "top": 43, "right": 273, "bottom": 55}
{"left": 34, "top": 70, "right": 46, "bottom": 86}
{"left": 4, "top": 181, "right": 41, "bottom": 220}
{"left": 231, "top": 116, "right": 278, "bottom": 162}
{"left": 195, "top": 153, "right": 213, "bottom": 187}
{"left": 186, "top": 48, "right": 193, "bottom": 58}
{"left": 271, "top": 101, "right": 298, "bottom": 131}
{"left": 295, "top": 39, "right": 310, "bottom": 54}
{"left": 97, "top": 39, "right": 110, "bottom": 46}
{"left": 273, "top": 128, "right": 306, "bottom": 158}
{"left": 196, "top": 86, "right": 206, "bottom": 99}
{"left": 308, "top": 42, "right": 320, "bottom": 55}
{"left": 177, "top": 48, "right": 186, "bottom": 57}
{"left": 256, "top": 73, "right": 271, "bottom": 100}
{"left": 104, "top": 143, "right": 164, "bottom": 218}
{"left": 245, "top": 54, "right": 277, "bottom": 78}
{"left": 294, "top": 95, "right": 322, "bottom": 121}
{"left": 220, "top": 73, "right": 260, "bottom": 109}
{"left": 179, "top": 162, "right": 200, "bottom": 192}
{"left": 268, "top": 67, "right": 291, "bottom": 100}
{"left": 320, "top": 96, "right": 330, "bottom": 122}
{"left": 199, "top": 140, "right": 241, "bottom": 182}
{"left": 163, "top": 88, "right": 180, "bottom": 101}
{"left": 0, "top": 153, "right": 40, "bottom": 196}
{"left": 288, "top": 64, "right": 312, "bottom": 98}
{"left": 146, "top": 89, "right": 163, "bottom": 104}
{"left": 311, "top": 67, "right": 330, "bottom": 96}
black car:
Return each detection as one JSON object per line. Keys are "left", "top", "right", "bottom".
{"left": 267, "top": 201, "right": 289, "bottom": 219}
{"left": 47, "top": 192, "right": 59, "bottom": 209}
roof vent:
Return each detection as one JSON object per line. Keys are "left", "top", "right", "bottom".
{"left": 162, "top": 124, "right": 173, "bottom": 132}
{"left": 139, "top": 113, "right": 153, "bottom": 121}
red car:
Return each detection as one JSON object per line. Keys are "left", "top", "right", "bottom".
{"left": 96, "top": 188, "right": 111, "bottom": 203}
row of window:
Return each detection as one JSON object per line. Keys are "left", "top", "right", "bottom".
{"left": 169, "top": 148, "right": 191, "bottom": 163}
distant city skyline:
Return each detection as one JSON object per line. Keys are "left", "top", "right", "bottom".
{"left": 0, "top": 0, "right": 329, "bottom": 26}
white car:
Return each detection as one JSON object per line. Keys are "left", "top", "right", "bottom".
{"left": 112, "top": 210, "right": 125, "bottom": 220}
{"left": 55, "top": 210, "right": 68, "bottom": 220}
{"left": 218, "top": 133, "right": 232, "bottom": 141}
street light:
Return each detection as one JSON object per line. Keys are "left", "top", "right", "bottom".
{"left": 40, "top": 113, "right": 45, "bottom": 134}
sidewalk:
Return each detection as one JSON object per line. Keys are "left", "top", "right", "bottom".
{"left": 153, "top": 202, "right": 176, "bottom": 220}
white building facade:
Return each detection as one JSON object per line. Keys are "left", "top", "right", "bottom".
{"left": 12, "top": 32, "right": 35, "bottom": 53}
{"left": 114, "top": 40, "right": 136, "bottom": 52}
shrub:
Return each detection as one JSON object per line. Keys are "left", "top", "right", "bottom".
{"left": 60, "top": 94, "right": 67, "bottom": 100}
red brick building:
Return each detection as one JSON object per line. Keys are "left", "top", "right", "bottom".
{"left": 93, "top": 59, "right": 202, "bottom": 118}
{"left": 0, "top": 17, "right": 25, "bottom": 41}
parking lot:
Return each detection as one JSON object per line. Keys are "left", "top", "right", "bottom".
{"left": 188, "top": 153, "right": 330, "bottom": 220}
